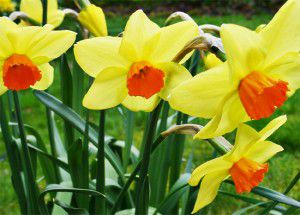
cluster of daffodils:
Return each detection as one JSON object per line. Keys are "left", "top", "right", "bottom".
{"left": 1, "top": 0, "right": 299, "bottom": 213}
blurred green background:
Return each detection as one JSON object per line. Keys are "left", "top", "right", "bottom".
{"left": 0, "top": 0, "right": 299, "bottom": 214}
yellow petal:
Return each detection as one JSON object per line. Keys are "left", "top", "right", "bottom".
{"left": 195, "top": 92, "right": 250, "bottom": 139}
{"left": 83, "top": 67, "right": 128, "bottom": 110}
{"left": 74, "top": 37, "right": 130, "bottom": 77}
{"left": 192, "top": 170, "right": 229, "bottom": 213}
{"left": 260, "top": 0, "right": 300, "bottom": 64}
{"left": 154, "top": 62, "right": 192, "bottom": 100}
{"left": 0, "top": 18, "right": 16, "bottom": 60}
{"left": 20, "top": 0, "right": 64, "bottom": 27}
{"left": 148, "top": 20, "right": 199, "bottom": 63}
{"left": 122, "top": 94, "right": 161, "bottom": 112}
{"left": 31, "top": 63, "right": 54, "bottom": 90}
{"left": 27, "top": 28, "right": 76, "bottom": 64}
{"left": 204, "top": 53, "right": 223, "bottom": 69}
{"left": 0, "top": 64, "right": 8, "bottom": 96}
{"left": 78, "top": 4, "right": 107, "bottom": 37}
{"left": 228, "top": 123, "right": 260, "bottom": 162}
{"left": 189, "top": 156, "right": 231, "bottom": 186}
{"left": 264, "top": 52, "right": 300, "bottom": 92}
{"left": 245, "top": 140, "right": 284, "bottom": 163}
{"left": 258, "top": 115, "right": 287, "bottom": 141}
{"left": 169, "top": 64, "right": 234, "bottom": 119}
{"left": 119, "top": 10, "right": 160, "bottom": 61}
{"left": 220, "top": 24, "right": 265, "bottom": 82}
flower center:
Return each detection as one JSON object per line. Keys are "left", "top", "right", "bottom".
{"left": 238, "top": 71, "right": 288, "bottom": 120}
{"left": 3, "top": 54, "right": 42, "bottom": 91}
{"left": 229, "top": 157, "right": 268, "bottom": 193}
{"left": 127, "top": 61, "right": 165, "bottom": 99}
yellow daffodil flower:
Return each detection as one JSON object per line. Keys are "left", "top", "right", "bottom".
{"left": 74, "top": 10, "right": 198, "bottom": 111}
{"left": 78, "top": 4, "right": 107, "bottom": 37}
{"left": 169, "top": 0, "right": 300, "bottom": 139}
{"left": 190, "top": 115, "right": 286, "bottom": 213}
{"left": 203, "top": 53, "right": 222, "bottom": 69}
{"left": 20, "top": 0, "right": 65, "bottom": 28}
{"left": 0, "top": 0, "right": 15, "bottom": 13}
{"left": 0, "top": 18, "right": 76, "bottom": 95}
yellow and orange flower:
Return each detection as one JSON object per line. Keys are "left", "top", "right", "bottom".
{"left": 20, "top": 0, "right": 65, "bottom": 28}
{"left": 189, "top": 116, "right": 286, "bottom": 213}
{"left": 0, "top": 18, "right": 76, "bottom": 95}
{"left": 169, "top": 0, "right": 300, "bottom": 139}
{"left": 74, "top": 10, "right": 198, "bottom": 111}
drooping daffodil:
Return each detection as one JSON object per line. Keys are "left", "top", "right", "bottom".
{"left": 0, "top": 0, "right": 15, "bottom": 13}
{"left": 0, "top": 18, "right": 76, "bottom": 95}
{"left": 190, "top": 116, "right": 286, "bottom": 213}
{"left": 169, "top": 0, "right": 300, "bottom": 139}
{"left": 78, "top": 4, "right": 107, "bottom": 37}
{"left": 74, "top": 10, "right": 198, "bottom": 111}
{"left": 20, "top": 0, "right": 65, "bottom": 28}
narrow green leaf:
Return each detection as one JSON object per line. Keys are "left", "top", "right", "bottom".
{"left": 123, "top": 109, "right": 135, "bottom": 171}
{"left": 54, "top": 200, "right": 89, "bottom": 215}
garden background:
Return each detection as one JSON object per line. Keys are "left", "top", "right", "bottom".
{"left": 0, "top": 0, "right": 299, "bottom": 214}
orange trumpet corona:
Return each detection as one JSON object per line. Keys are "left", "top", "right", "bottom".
{"left": 230, "top": 157, "right": 269, "bottom": 193}
{"left": 239, "top": 71, "right": 288, "bottom": 120}
{"left": 3, "top": 54, "right": 42, "bottom": 91}
{"left": 127, "top": 61, "right": 165, "bottom": 99}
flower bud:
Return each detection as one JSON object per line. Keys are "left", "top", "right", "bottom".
{"left": 78, "top": 4, "right": 107, "bottom": 37}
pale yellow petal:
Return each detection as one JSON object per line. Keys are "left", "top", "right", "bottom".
{"left": 20, "top": 0, "right": 43, "bottom": 23}
{"left": 260, "top": 0, "right": 300, "bottom": 64}
{"left": 189, "top": 156, "right": 231, "bottom": 186}
{"left": 83, "top": 67, "right": 128, "bottom": 110}
{"left": 148, "top": 20, "right": 199, "bottom": 63}
{"left": 258, "top": 115, "right": 287, "bottom": 142}
{"left": 0, "top": 64, "right": 8, "bottom": 96}
{"left": 154, "top": 62, "right": 192, "bottom": 100}
{"left": 7, "top": 25, "right": 52, "bottom": 56}
{"left": 228, "top": 123, "right": 260, "bottom": 162}
{"left": 264, "top": 52, "right": 300, "bottom": 92}
{"left": 169, "top": 63, "right": 234, "bottom": 119}
{"left": 119, "top": 10, "right": 160, "bottom": 61}
{"left": 20, "top": 0, "right": 63, "bottom": 27}
{"left": 0, "top": 18, "right": 16, "bottom": 60}
{"left": 195, "top": 92, "right": 250, "bottom": 139}
{"left": 31, "top": 63, "right": 54, "bottom": 90}
{"left": 204, "top": 53, "right": 223, "bottom": 69}
{"left": 220, "top": 24, "right": 265, "bottom": 82}
{"left": 27, "top": 29, "right": 76, "bottom": 64}
{"left": 192, "top": 170, "right": 229, "bottom": 214}
{"left": 74, "top": 37, "right": 130, "bottom": 77}
{"left": 122, "top": 94, "right": 160, "bottom": 112}
{"left": 245, "top": 140, "right": 284, "bottom": 163}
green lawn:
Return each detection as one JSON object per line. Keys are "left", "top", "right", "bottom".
{"left": 1, "top": 12, "right": 300, "bottom": 214}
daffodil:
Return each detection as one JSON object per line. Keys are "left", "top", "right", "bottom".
{"left": 190, "top": 116, "right": 286, "bottom": 213}
{"left": 0, "top": 18, "right": 76, "bottom": 95}
{"left": 74, "top": 10, "right": 198, "bottom": 111}
{"left": 203, "top": 53, "right": 222, "bottom": 69}
{"left": 169, "top": 0, "right": 300, "bottom": 138}
{"left": 0, "top": 0, "right": 15, "bottom": 13}
{"left": 20, "top": 0, "right": 65, "bottom": 28}
{"left": 78, "top": 4, "right": 107, "bottom": 37}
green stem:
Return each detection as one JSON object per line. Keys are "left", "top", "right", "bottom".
{"left": 0, "top": 97, "right": 27, "bottom": 213}
{"left": 95, "top": 110, "right": 106, "bottom": 215}
{"left": 111, "top": 135, "right": 166, "bottom": 214}
{"left": 123, "top": 109, "right": 135, "bottom": 171}
{"left": 12, "top": 91, "right": 42, "bottom": 214}
{"left": 135, "top": 101, "right": 163, "bottom": 215}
